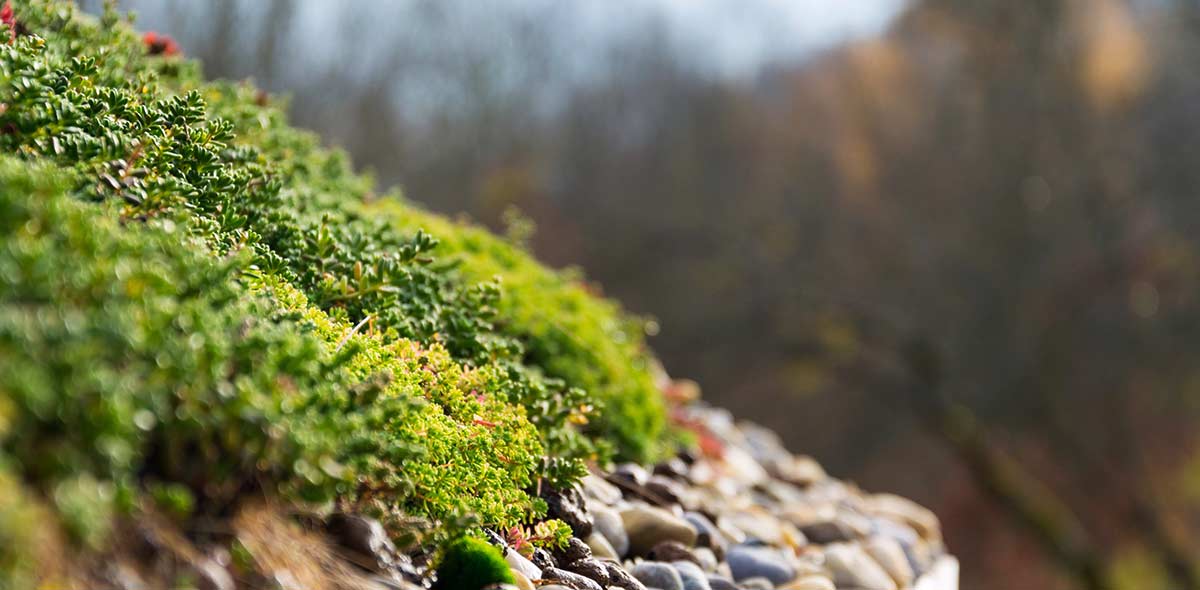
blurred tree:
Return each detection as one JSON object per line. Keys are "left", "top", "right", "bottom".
{"left": 85, "top": 0, "right": 1200, "bottom": 587}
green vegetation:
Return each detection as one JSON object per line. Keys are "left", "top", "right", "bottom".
{"left": 0, "top": 0, "right": 674, "bottom": 580}
{"left": 433, "top": 536, "right": 515, "bottom": 590}
{"left": 383, "top": 204, "right": 670, "bottom": 464}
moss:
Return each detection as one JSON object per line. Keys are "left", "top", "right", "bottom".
{"left": 433, "top": 536, "right": 515, "bottom": 590}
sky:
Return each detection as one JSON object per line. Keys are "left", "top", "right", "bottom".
{"left": 106, "top": 0, "right": 908, "bottom": 79}
{"left": 89, "top": 0, "right": 909, "bottom": 125}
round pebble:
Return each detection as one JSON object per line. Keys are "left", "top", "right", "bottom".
{"left": 621, "top": 505, "right": 698, "bottom": 555}
{"left": 592, "top": 506, "right": 630, "bottom": 557}
{"left": 671, "top": 561, "right": 712, "bottom": 590}
{"left": 631, "top": 561, "right": 684, "bottom": 590}
{"left": 726, "top": 546, "right": 795, "bottom": 585}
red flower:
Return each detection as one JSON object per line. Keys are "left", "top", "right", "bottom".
{"left": 143, "top": 31, "right": 180, "bottom": 57}
{"left": 1, "top": 3, "right": 13, "bottom": 28}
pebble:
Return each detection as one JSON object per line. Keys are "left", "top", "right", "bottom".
{"left": 646, "top": 475, "right": 687, "bottom": 505}
{"left": 542, "top": 485, "right": 595, "bottom": 538}
{"left": 605, "top": 562, "right": 649, "bottom": 590}
{"left": 797, "top": 512, "right": 871, "bottom": 545}
{"left": 654, "top": 457, "right": 692, "bottom": 480}
{"left": 720, "top": 446, "right": 768, "bottom": 487}
{"left": 914, "top": 556, "right": 959, "bottom": 590}
{"left": 506, "top": 549, "right": 543, "bottom": 580}
{"left": 613, "top": 463, "right": 650, "bottom": 486}
{"left": 631, "top": 561, "right": 685, "bottom": 590}
{"left": 620, "top": 505, "right": 698, "bottom": 556}
{"left": 511, "top": 571, "right": 535, "bottom": 590}
{"left": 706, "top": 575, "right": 737, "bottom": 590}
{"left": 684, "top": 513, "right": 726, "bottom": 559}
{"left": 868, "top": 494, "right": 941, "bottom": 542}
{"left": 865, "top": 536, "right": 915, "bottom": 588}
{"left": 723, "top": 510, "right": 785, "bottom": 546}
{"left": 725, "top": 546, "right": 795, "bottom": 585}
{"left": 647, "top": 540, "right": 701, "bottom": 565}
{"left": 776, "top": 576, "right": 834, "bottom": 590}
{"left": 542, "top": 567, "right": 605, "bottom": 590}
{"left": 324, "top": 513, "right": 401, "bottom": 575}
{"left": 671, "top": 561, "right": 712, "bottom": 590}
{"left": 582, "top": 473, "right": 624, "bottom": 506}
{"left": 530, "top": 548, "right": 556, "bottom": 571}
{"left": 565, "top": 558, "right": 611, "bottom": 587}
{"left": 778, "top": 456, "right": 827, "bottom": 487}
{"left": 592, "top": 506, "right": 630, "bottom": 557}
{"left": 585, "top": 531, "right": 619, "bottom": 560}
{"left": 310, "top": 406, "right": 958, "bottom": 590}
{"left": 824, "top": 543, "right": 898, "bottom": 590}
{"left": 737, "top": 577, "right": 775, "bottom": 590}
{"left": 552, "top": 537, "right": 593, "bottom": 565}
{"left": 693, "top": 547, "right": 719, "bottom": 572}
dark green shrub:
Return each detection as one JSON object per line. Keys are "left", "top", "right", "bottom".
{"left": 433, "top": 536, "right": 515, "bottom": 590}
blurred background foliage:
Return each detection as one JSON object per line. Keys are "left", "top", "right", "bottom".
{"left": 84, "top": 0, "right": 1200, "bottom": 588}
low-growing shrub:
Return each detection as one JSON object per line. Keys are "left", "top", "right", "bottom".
{"left": 0, "top": 0, "right": 678, "bottom": 574}
{"left": 0, "top": 155, "right": 419, "bottom": 532}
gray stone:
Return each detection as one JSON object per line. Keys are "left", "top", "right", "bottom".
{"left": 586, "top": 531, "right": 620, "bottom": 560}
{"left": 506, "top": 549, "right": 543, "bottom": 580}
{"left": 614, "top": 463, "right": 650, "bottom": 486}
{"left": 692, "top": 547, "right": 718, "bottom": 573}
{"left": 593, "top": 506, "right": 630, "bottom": 557}
{"left": 621, "top": 505, "right": 698, "bottom": 556}
{"left": 647, "top": 541, "right": 700, "bottom": 565}
{"left": 775, "top": 577, "right": 834, "bottom": 590}
{"left": 582, "top": 473, "right": 624, "bottom": 506}
{"left": 868, "top": 494, "right": 941, "bottom": 542}
{"left": 736, "top": 577, "right": 775, "bottom": 590}
{"left": 511, "top": 570, "right": 536, "bottom": 590}
{"left": 823, "top": 544, "right": 897, "bottom": 590}
{"left": 722, "top": 510, "right": 786, "bottom": 546}
{"left": 565, "top": 559, "right": 611, "bottom": 587}
{"left": 865, "top": 536, "right": 914, "bottom": 588}
{"left": 631, "top": 562, "right": 684, "bottom": 590}
{"left": 646, "top": 476, "right": 687, "bottom": 505}
{"left": 541, "top": 485, "right": 595, "bottom": 538}
{"left": 913, "top": 555, "right": 959, "bottom": 590}
{"left": 671, "top": 561, "right": 712, "bottom": 590}
{"left": 684, "top": 512, "right": 726, "bottom": 559}
{"left": 604, "top": 562, "right": 649, "bottom": 590}
{"left": 796, "top": 512, "right": 871, "bottom": 545}
{"left": 530, "top": 547, "right": 557, "bottom": 571}
{"left": 552, "top": 537, "right": 593, "bottom": 565}
{"left": 653, "top": 457, "right": 691, "bottom": 480}
{"left": 706, "top": 576, "right": 737, "bottom": 590}
{"left": 324, "top": 513, "right": 401, "bottom": 575}
{"left": 542, "top": 567, "right": 605, "bottom": 590}
{"left": 726, "top": 546, "right": 795, "bottom": 585}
